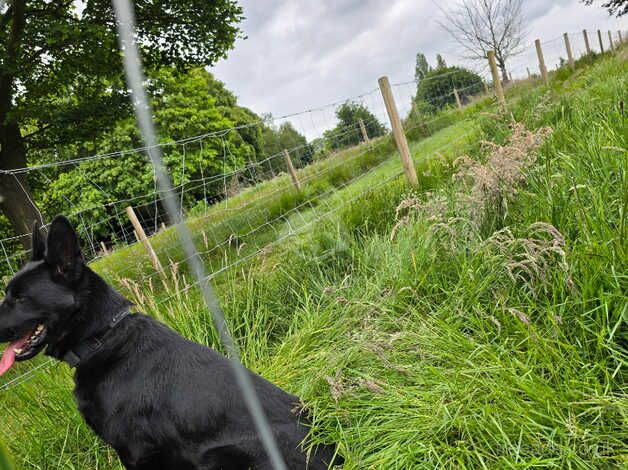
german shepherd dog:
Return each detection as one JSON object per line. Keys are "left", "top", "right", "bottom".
{"left": 0, "top": 216, "right": 342, "bottom": 469}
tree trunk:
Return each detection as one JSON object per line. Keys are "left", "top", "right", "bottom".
{"left": 0, "top": 0, "right": 38, "bottom": 251}
{"left": 0, "top": 121, "right": 41, "bottom": 251}
{"left": 495, "top": 53, "right": 509, "bottom": 84}
{"left": 500, "top": 67, "right": 509, "bottom": 84}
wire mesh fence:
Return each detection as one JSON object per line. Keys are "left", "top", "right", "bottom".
{"left": 0, "top": 5, "right": 626, "bottom": 421}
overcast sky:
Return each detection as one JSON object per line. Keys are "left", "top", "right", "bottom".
{"left": 211, "top": 0, "right": 626, "bottom": 137}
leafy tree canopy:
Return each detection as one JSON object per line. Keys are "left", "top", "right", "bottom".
{"left": 415, "top": 66, "right": 483, "bottom": 112}
{"left": 415, "top": 53, "right": 431, "bottom": 81}
{"left": 436, "top": 54, "right": 447, "bottom": 70}
{"left": 323, "top": 102, "right": 386, "bottom": 151}
{"left": 5, "top": 68, "right": 310, "bottom": 249}
{"left": 0, "top": 0, "right": 244, "bottom": 245}
{"left": 261, "top": 121, "right": 313, "bottom": 170}
{"left": 4, "top": 0, "right": 244, "bottom": 154}
{"left": 38, "top": 68, "right": 260, "bottom": 240}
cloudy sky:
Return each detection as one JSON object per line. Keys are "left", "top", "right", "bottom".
{"left": 211, "top": 0, "right": 626, "bottom": 137}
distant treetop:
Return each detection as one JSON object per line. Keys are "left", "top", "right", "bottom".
{"left": 582, "top": 0, "right": 628, "bottom": 17}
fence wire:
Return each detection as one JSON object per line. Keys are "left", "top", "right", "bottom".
{"left": 112, "top": 1, "right": 288, "bottom": 467}
{"left": 0, "top": 11, "right": 625, "bottom": 461}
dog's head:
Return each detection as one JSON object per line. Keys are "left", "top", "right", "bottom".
{"left": 0, "top": 216, "right": 85, "bottom": 376}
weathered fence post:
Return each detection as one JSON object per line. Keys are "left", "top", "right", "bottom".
{"left": 598, "top": 30, "right": 604, "bottom": 53}
{"left": 378, "top": 76, "right": 418, "bottom": 186}
{"left": 359, "top": 119, "right": 370, "bottom": 143}
{"left": 282, "top": 149, "right": 301, "bottom": 191}
{"left": 100, "top": 241, "right": 109, "bottom": 256}
{"left": 487, "top": 51, "right": 506, "bottom": 108}
{"left": 618, "top": 30, "right": 623, "bottom": 44}
{"left": 526, "top": 67, "right": 531, "bottom": 79}
{"left": 608, "top": 31, "right": 614, "bottom": 51}
{"left": 564, "top": 33, "right": 575, "bottom": 71}
{"left": 126, "top": 206, "right": 164, "bottom": 276}
{"left": 453, "top": 87, "right": 462, "bottom": 110}
{"left": 482, "top": 79, "right": 489, "bottom": 94}
{"left": 583, "top": 29, "right": 591, "bottom": 55}
{"left": 535, "top": 39, "right": 549, "bottom": 86}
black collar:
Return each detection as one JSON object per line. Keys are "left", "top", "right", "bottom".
{"left": 62, "top": 309, "right": 132, "bottom": 368}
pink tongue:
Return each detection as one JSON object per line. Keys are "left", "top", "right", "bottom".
{"left": 0, "top": 335, "right": 31, "bottom": 377}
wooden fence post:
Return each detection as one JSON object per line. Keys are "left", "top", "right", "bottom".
{"left": 526, "top": 67, "right": 531, "bottom": 79}
{"left": 619, "top": 30, "right": 623, "bottom": 44}
{"left": 487, "top": 51, "right": 506, "bottom": 108}
{"left": 598, "top": 30, "right": 604, "bottom": 53}
{"left": 482, "top": 79, "right": 489, "bottom": 94}
{"left": 282, "top": 149, "right": 301, "bottom": 191}
{"left": 126, "top": 206, "right": 164, "bottom": 276}
{"left": 453, "top": 87, "right": 462, "bottom": 109}
{"left": 378, "top": 76, "right": 418, "bottom": 186}
{"left": 359, "top": 119, "right": 370, "bottom": 143}
{"left": 608, "top": 31, "right": 614, "bottom": 51}
{"left": 583, "top": 29, "right": 591, "bottom": 55}
{"left": 535, "top": 39, "right": 549, "bottom": 86}
{"left": 564, "top": 33, "right": 575, "bottom": 71}
{"left": 100, "top": 241, "right": 109, "bottom": 256}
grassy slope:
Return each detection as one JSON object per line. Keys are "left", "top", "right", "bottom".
{"left": 0, "top": 51, "right": 626, "bottom": 469}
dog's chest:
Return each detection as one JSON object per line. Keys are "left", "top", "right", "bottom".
{"left": 74, "top": 383, "right": 113, "bottom": 432}
{"left": 73, "top": 374, "right": 136, "bottom": 440}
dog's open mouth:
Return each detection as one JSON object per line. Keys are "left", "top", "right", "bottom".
{"left": 0, "top": 324, "right": 48, "bottom": 376}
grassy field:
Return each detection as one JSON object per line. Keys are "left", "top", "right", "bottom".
{"left": 0, "top": 49, "right": 626, "bottom": 469}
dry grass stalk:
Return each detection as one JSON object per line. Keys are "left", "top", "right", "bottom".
{"left": 390, "top": 192, "right": 448, "bottom": 240}
{"left": 366, "top": 342, "right": 409, "bottom": 374}
{"left": 391, "top": 122, "right": 552, "bottom": 241}
{"left": 325, "top": 370, "right": 344, "bottom": 402}
{"left": 357, "top": 378, "right": 385, "bottom": 394}
{"left": 453, "top": 122, "right": 553, "bottom": 220}
{"left": 482, "top": 222, "right": 573, "bottom": 295}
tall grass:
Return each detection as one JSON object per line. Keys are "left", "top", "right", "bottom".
{"left": 0, "top": 51, "right": 625, "bottom": 468}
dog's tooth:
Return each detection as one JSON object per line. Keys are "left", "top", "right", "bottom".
{"left": 14, "top": 348, "right": 22, "bottom": 354}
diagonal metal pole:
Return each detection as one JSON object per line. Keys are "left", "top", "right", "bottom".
{"left": 111, "top": 1, "right": 287, "bottom": 468}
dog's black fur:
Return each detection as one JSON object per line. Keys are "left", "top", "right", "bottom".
{"left": 0, "top": 216, "right": 341, "bottom": 469}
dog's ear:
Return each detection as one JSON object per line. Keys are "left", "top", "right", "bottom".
{"left": 31, "top": 219, "right": 46, "bottom": 261}
{"left": 45, "top": 215, "right": 84, "bottom": 282}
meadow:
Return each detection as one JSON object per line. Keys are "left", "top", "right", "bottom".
{"left": 0, "top": 49, "right": 626, "bottom": 469}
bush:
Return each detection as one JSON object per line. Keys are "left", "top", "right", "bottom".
{"left": 324, "top": 102, "right": 386, "bottom": 151}
{"left": 415, "top": 66, "right": 484, "bottom": 112}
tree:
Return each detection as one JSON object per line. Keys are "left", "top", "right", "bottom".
{"left": 438, "top": 0, "right": 526, "bottom": 83}
{"left": 0, "top": 0, "right": 243, "bottom": 248}
{"left": 582, "top": 0, "right": 628, "bottom": 16}
{"left": 324, "top": 102, "right": 386, "bottom": 151}
{"left": 260, "top": 121, "right": 312, "bottom": 172}
{"left": 415, "top": 66, "right": 483, "bottom": 112}
{"left": 38, "top": 68, "right": 261, "bottom": 242}
{"left": 436, "top": 54, "right": 447, "bottom": 70}
{"left": 415, "top": 53, "right": 431, "bottom": 81}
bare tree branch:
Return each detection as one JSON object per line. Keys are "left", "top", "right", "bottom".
{"left": 438, "top": 0, "right": 527, "bottom": 83}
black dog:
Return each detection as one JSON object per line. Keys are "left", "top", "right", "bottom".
{"left": 0, "top": 216, "right": 341, "bottom": 469}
